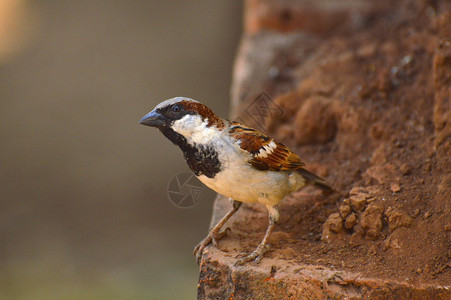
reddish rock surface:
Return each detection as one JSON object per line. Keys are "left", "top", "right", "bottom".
{"left": 199, "top": 0, "right": 450, "bottom": 298}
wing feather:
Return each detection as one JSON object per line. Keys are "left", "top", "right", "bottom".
{"left": 229, "top": 121, "right": 304, "bottom": 171}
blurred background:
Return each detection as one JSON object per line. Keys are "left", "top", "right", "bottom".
{"left": 0, "top": 1, "right": 242, "bottom": 299}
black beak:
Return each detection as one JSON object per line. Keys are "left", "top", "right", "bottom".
{"left": 140, "top": 110, "right": 165, "bottom": 127}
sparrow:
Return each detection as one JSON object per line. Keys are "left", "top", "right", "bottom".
{"left": 140, "top": 97, "right": 331, "bottom": 265}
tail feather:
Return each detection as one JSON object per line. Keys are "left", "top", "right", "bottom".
{"left": 297, "top": 168, "right": 333, "bottom": 192}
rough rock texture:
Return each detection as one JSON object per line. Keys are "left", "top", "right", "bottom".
{"left": 199, "top": 0, "right": 450, "bottom": 298}
{"left": 198, "top": 196, "right": 449, "bottom": 299}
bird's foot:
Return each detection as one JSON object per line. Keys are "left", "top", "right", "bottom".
{"left": 193, "top": 227, "right": 231, "bottom": 264}
{"left": 234, "top": 244, "right": 270, "bottom": 266}
{"left": 211, "top": 227, "right": 231, "bottom": 247}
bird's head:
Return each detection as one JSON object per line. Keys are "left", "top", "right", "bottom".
{"left": 140, "top": 97, "right": 225, "bottom": 142}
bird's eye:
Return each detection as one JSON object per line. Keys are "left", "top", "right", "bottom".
{"left": 172, "top": 105, "right": 181, "bottom": 113}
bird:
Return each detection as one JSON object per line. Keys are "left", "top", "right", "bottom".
{"left": 140, "top": 96, "right": 331, "bottom": 265}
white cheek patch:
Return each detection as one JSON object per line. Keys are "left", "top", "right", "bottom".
{"left": 256, "top": 141, "right": 277, "bottom": 158}
{"left": 171, "top": 114, "right": 218, "bottom": 145}
{"left": 172, "top": 114, "right": 203, "bottom": 135}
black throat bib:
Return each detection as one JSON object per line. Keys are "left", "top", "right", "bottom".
{"left": 159, "top": 126, "right": 221, "bottom": 178}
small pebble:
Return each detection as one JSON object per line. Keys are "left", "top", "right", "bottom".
{"left": 390, "top": 183, "right": 401, "bottom": 193}
{"left": 350, "top": 195, "right": 367, "bottom": 212}
{"left": 345, "top": 213, "right": 357, "bottom": 229}
{"left": 339, "top": 205, "right": 352, "bottom": 218}
{"left": 326, "top": 213, "right": 343, "bottom": 233}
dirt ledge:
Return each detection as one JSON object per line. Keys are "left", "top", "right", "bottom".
{"left": 197, "top": 196, "right": 449, "bottom": 299}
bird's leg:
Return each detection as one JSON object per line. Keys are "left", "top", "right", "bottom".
{"left": 235, "top": 205, "right": 279, "bottom": 266}
{"left": 194, "top": 199, "right": 242, "bottom": 264}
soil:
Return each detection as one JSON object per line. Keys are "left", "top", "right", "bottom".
{"left": 220, "top": 0, "right": 450, "bottom": 289}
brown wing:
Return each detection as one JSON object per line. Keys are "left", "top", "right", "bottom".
{"left": 229, "top": 121, "right": 304, "bottom": 171}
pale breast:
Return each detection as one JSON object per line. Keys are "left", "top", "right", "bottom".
{"left": 197, "top": 150, "right": 303, "bottom": 206}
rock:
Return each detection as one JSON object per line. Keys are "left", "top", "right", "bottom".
{"left": 360, "top": 203, "right": 384, "bottom": 239}
{"left": 349, "top": 186, "right": 370, "bottom": 196}
{"left": 350, "top": 194, "right": 367, "bottom": 212}
{"left": 230, "top": 32, "right": 319, "bottom": 119}
{"left": 322, "top": 213, "right": 344, "bottom": 242}
{"left": 385, "top": 207, "right": 412, "bottom": 232}
{"left": 198, "top": 244, "right": 449, "bottom": 299}
{"left": 390, "top": 183, "right": 401, "bottom": 193}
{"left": 339, "top": 204, "right": 352, "bottom": 218}
{"left": 220, "top": 1, "right": 451, "bottom": 297}
{"left": 345, "top": 213, "right": 357, "bottom": 230}
{"left": 324, "top": 213, "right": 343, "bottom": 233}
{"left": 293, "top": 96, "right": 337, "bottom": 145}
{"left": 343, "top": 198, "right": 351, "bottom": 206}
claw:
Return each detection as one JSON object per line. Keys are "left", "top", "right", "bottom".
{"left": 234, "top": 244, "right": 270, "bottom": 266}
{"left": 212, "top": 227, "right": 231, "bottom": 247}
{"left": 193, "top": 227, "right": 232, "bottom": 265}
{"left": 193, "top": 235, "right": 212, "bottom": 265}
{"left": 192, "top": 200, "right": 242, "bottom": 265}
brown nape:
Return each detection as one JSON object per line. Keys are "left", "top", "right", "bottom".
{"left": 180, "top": 100, "right": 226, "bottom": 129}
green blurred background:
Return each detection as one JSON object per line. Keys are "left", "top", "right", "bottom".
{"left": 0, "top": 1, "right": 242, "bottom": 299}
